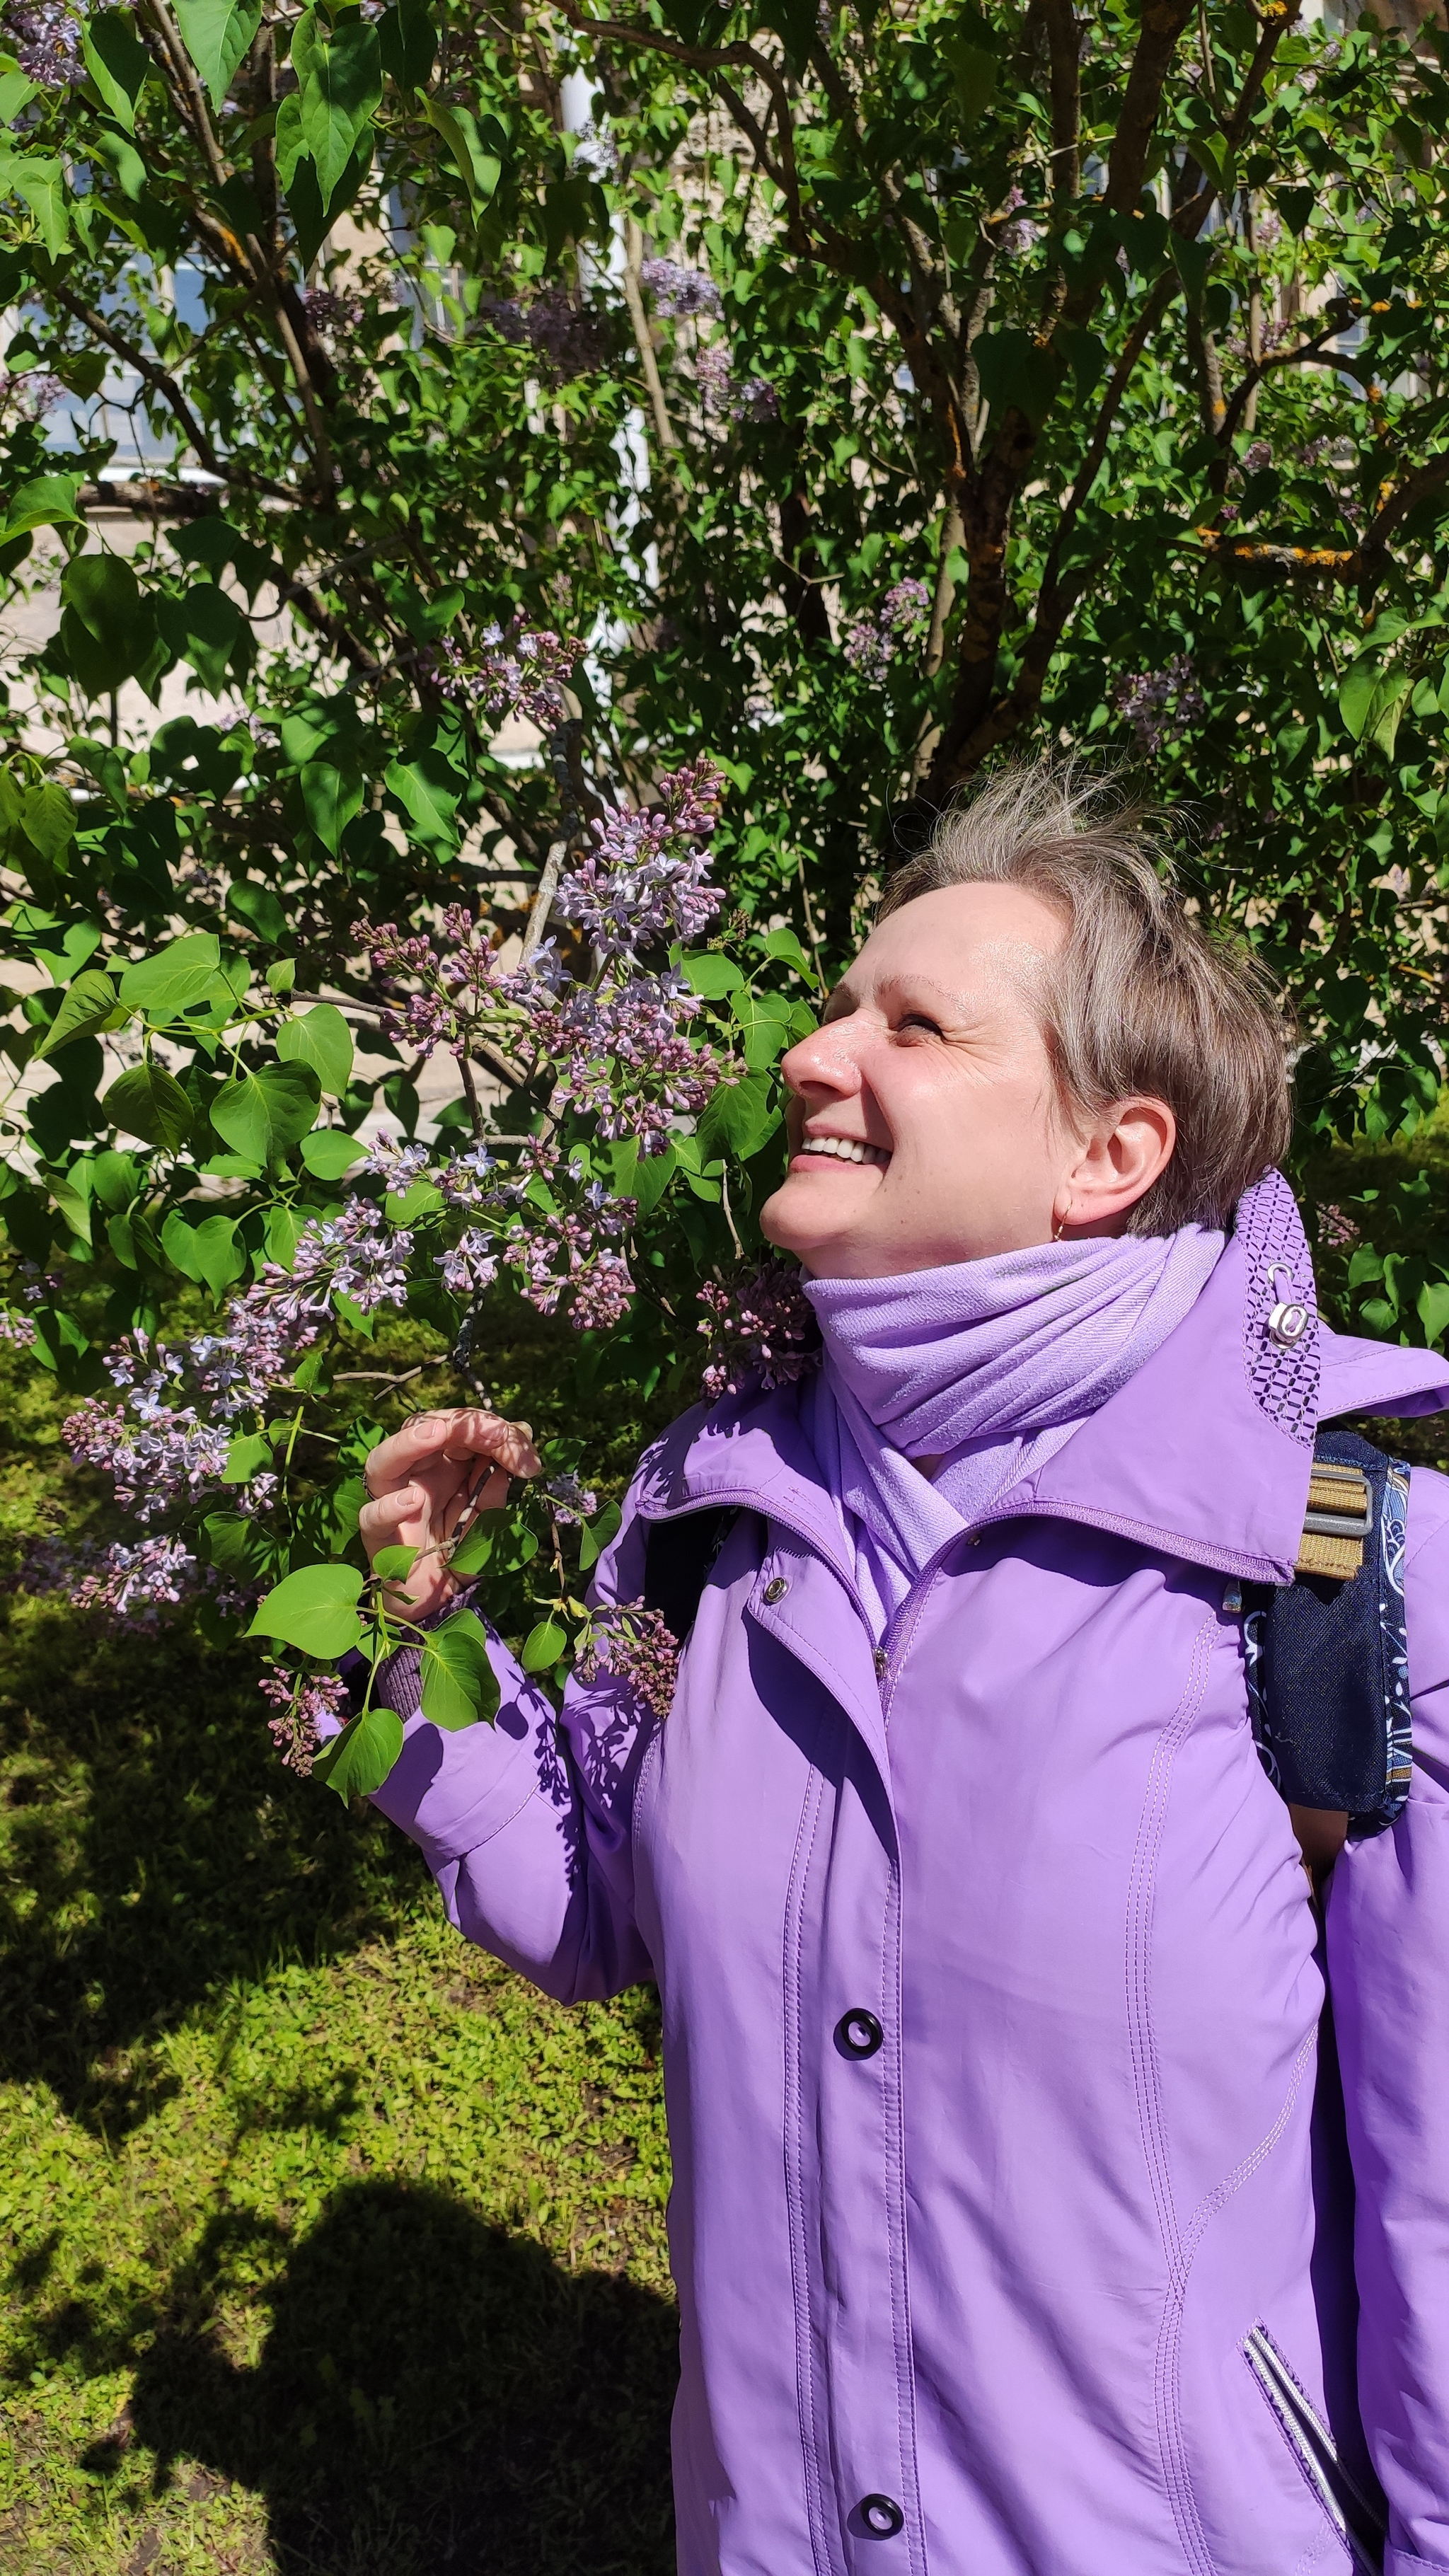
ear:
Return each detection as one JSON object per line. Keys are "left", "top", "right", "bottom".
{"left": 1053, "top": 1099, "right": 1177, "bottom": 1237}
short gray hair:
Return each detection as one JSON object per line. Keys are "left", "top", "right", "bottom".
{"left": 878, "top": 763, "right": 1293, "bottom": 1235}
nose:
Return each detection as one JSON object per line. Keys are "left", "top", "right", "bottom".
{"left": 780, "top": 1017, "right": 865, "bottom": 1104}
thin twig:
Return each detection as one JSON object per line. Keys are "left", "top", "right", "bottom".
{"left": 521, "top": 840, "right": 568, "bottom": 966}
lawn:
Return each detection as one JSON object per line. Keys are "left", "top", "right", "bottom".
{"left": 0, "top": 1351, "right": 678, "bottom": 2576}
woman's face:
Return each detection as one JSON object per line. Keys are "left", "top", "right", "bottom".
{"left": 760, "top": 881, "right": 1172, "bottom": 1280}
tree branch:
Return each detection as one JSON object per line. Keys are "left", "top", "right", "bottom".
{"left": 620, "top": 216, "right": 679, "bottom": 457}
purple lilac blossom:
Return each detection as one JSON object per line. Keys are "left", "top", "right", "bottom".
{"left": 553, "top": 757, "right": 724, "bottom": 957}
{"left": 547, "top": 1472, "right": 598, "bottom": 1524}
{"left": 2, "top": 0, "right": 85, "bottom": 86}
{"left": 524, "top": 289, "right": 610, "bottom": 381}
{"left": 259, "top": 1665, "right": 348, "bottom": 1774}
{"left": 577, "top": 1602, "right": 680, "bottom": 1720}
{"left": 641, "top": 258, "right": 722, "bottom": 320}
{"left": 1114, "top": 654, "right": 1206, "bottom": 755}
{"left": 843, "top": 577, "right": 930, "bottom": 684}
{"left": 697, "top": 1261, "right": 819, "bottom": 1402}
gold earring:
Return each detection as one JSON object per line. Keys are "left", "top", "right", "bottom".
{"left": 1053, "top": 1208, "right": 1069, "bottom": 1241}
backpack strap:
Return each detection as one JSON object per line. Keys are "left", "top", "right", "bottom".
{"left": 642, "top": 1508, "right": 740, "bottom": 1647}
{"left": 1242, "top": 1430, "right": 1412, "bottom": 1856}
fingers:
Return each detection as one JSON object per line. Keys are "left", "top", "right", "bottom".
{"left": 359, "top": 1484, "right": 426, "bottom": 1553}
{"left": 364, "top": 1407, "right": 541, "bottom": 1498}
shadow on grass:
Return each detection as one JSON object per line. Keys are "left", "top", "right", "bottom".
{"left": 114, "top": 2178, "right": 678, "bottom": 2576}
{"left": 0, "top": 1603, "right": 419, "bottom": 2132}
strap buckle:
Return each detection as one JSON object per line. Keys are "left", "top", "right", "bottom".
{"left": 1295, "top": 1460, "right": 1373, "bottom": 1580}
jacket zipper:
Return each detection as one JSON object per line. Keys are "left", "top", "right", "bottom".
{"left": 1242, "top": 2326, "right": 1385, "bottom": 2572}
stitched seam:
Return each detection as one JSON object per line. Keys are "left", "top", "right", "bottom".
{"left": 1125, "top": 1617, "right": 1220, "bottom": 2576}
{"left": 975, "top": 1496, "right": 1288, "bottom": 1582}
{"left": 783, "top": 1761, "right": 836, "bottom": 2576}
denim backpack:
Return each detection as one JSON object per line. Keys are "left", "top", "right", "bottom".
{"left": 643, "top": 1425, "right": 1414, "bottom": 1854}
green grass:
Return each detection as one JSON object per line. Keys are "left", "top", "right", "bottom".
{"left": 0, "top": 1356, "right": 677, "bottom": 2576}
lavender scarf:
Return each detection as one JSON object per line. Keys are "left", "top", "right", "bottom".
{"left": 802, "top": 1226, "right": 1225, "bottom": 1639}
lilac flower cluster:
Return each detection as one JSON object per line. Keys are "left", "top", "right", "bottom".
{"left": 492, "top": 1167, "right": 637, "bottom": 1328}
{"left": 0, "top": 1306, "right": 36, "bottom": 1347}
{"left": 694, "top": 340, "right": 778, "bottom": 424}
{"left": 1114, "top": 654, "right": 1206, "bottom": 755}
{"left": 2, "top": 0, "right": 85, "bottom": 86}
{"left": 429, "top": 623, "right": 584, "bottom": 735}
{"left": 547, "top": 1472, "right": 597, "bottom": 1525}
{"left": 697, "top": 1261, "right": 819, "bottom": 1402}
{"left": 14, "top": 1532, "right": 200, "bottom": 1629}
{"left": 843, "top": 577, "right": 931, "bottom": 684}
{"left": 533, "top": 971, "right": 712, "bottom": 1158}
{"left": 554, "top": 757, "right": 724, "bottom": 957}
{"left": 577, "top": 1602, "right": 681, "bottom": 1721}
{"left": 259, "top": 1665, "right": 348, "bottom": 1774}
{"left": 0, "top": 366, "right": 64, "bottom": 421}
{"left": 641, "top": 258, "right": 722, "bottom": 320}
{"left": 65, "top": 1380, "right": 230, "bottom": 1523}
{"left": 301, "top": 286, "right": 364, "bottom": 338}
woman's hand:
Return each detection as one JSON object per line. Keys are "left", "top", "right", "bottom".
{"left": 359, "top": 1408, "right": 542, "bottom": 1619}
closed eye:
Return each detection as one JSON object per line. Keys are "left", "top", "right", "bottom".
{"left": 897, "top": 1012, "right": 944, "bottom": 1037}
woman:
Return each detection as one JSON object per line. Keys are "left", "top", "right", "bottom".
{"left": 351, "top": 769, "right": 1449, "bottom": 2576}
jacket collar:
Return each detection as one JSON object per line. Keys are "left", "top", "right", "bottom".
{"left": 640, "top": 1172, "right": 1449, "bottom": 1590}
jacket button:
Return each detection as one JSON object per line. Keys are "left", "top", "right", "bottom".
{"left": 859, "top": 2495, "right": 905, "bottom": 2538}
{"left": 762, "top": 1576, "right": 789, "bottom": 1603}
{"left": 836, "top": 2008, "right": 884, "bottom": 2060}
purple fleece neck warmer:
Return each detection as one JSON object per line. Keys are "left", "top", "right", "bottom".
{"left": 802, "top": 1224, "right": 1225, "bottom": 1637}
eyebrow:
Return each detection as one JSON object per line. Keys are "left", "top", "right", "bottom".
{"left": 824, "top": 970, "right": 971, "bottom": 1018}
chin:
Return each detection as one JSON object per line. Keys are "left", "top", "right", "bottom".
{"left": 761, "top": 1177, "right": 861, "bottom": 1266}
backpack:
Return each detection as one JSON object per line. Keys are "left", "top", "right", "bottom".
{"left": 642, "top": 1426, "right": 1413, "bottom": 1873}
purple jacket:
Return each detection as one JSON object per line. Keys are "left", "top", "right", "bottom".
{"left": 374, "top": 1181, "right": 1449, "bottom": 2575}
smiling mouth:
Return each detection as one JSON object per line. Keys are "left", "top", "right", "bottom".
{"left": 796, "top": 1135, "right": 890, "bottom": 1168}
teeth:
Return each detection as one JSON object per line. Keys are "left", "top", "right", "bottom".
{"left": 800, "top": 1136, "right": 887, "bottom": 1166}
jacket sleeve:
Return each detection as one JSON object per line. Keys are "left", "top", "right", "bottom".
{"left": 357, "top": 1482, "right": 661, "bottom": 2004}
{"left": 1327, "top": 1462, "right": 1449, "bottom": 2572}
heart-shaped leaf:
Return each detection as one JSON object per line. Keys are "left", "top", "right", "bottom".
{"left": 301, "top": 1126, "right": 363, "bottom": 1179}
{"left": 420, "top": 1606, "right": 500, "bottom": 1727}
{"left": 278, "top": 1002, "right": 354, "bottom": 1096}
{"left": 174, "top": 0, "right": 261, "bottom": 105}
{"left": 521, "top": 1616, "right": 568, "bottom": 1673}
{"left": 250, "top": 1559, "right": 364, "bottom": 1658}
{"left": 34, "top": 968, "right": 118, "bottom": 1060}
{"left": 223, "top": 1430, "right": 273, "bottom": 1484}
{"left": 118, "top": 931, "right": 220, "bottom": 1020}
{"left": 161, "top": 1208, "right": 246, "bottom": 1300}
{"left": 211, "top": 1061, "right": 321, "bottom": 1162}
{"left": 313, "top": 1702, "right": 404, "bottom": 1801}
{"left": 102, "top": 1061, "right": 194, "bottom": 1153}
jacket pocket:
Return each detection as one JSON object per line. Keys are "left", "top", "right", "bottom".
{"left": 1243, "top": 2324, "right": 1386, "bottom": 2574}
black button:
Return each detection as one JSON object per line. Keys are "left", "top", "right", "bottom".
{"left": 859, "top": 2495, "right": 905, "bottom": 2538}
{"left": 836, "top": 2008, "right": 884, "bottom": 2060}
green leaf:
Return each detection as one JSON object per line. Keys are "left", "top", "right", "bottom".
{"left": 118, "top": 930, "right": 220, "bottom": 1019}
{"left": 161, "top": 1208, "right": 246, "bottom": 1300}
{"left": 680, "top": 951, "right": 745, "bottom": 998}
{"left": 297, "top": 760, "right": 364, "bottom": 855}
{"left": 371, "top": 1543, "right": 418, "bottom": 1581}
{"left": 210, "top": 1061, "right": 321, "bottom": 1162}
{"left": 300, "top": 1126, "right": 362, "bottom": 1179}
{"left": 420, "top": 1606, "right": 500, "bottom": 1727}
{"left": 417, "top": 95, "right": 502, "bottom": 219}
{"left": 292, "top": 8, "right": 381, "bottom": 199}
{"left": 34, "top": 969, "right": 117, "bottom": 1060}
{"left": 277, "top": 1002, "right": 354, "bottom": 1097}
{"left": 82, "top": 10, "right": 151, "bottom": 127}
{"left": 102, "top": 1061, "right": 193, "bottom": 1153}
{"left": 229, "top": 879, "right": 288, "bottom": 943}
{"left": 6, "top": 156, "right": 68, "bottom": 259}
{"left": 379, "top": 0, "right": 437, "bottom": 89}
{"left": 156, "top": 583, "right": 245, "bottom": 691}
{"left": 577, "top": 1498, "right": 622, "bottom": 1571}
{"left": 249, "top": 1559, "right": 364, "bottom": 1657}
{"left": 698, "top": 1070, "right": 780, "bottom": 1162}
{"left": 1418, "top": 1280, "right": 1449, "bottom": 1348}
{"left": 731, "top": 988, "right": 792, "bottom": 1071}
{"left": 173, "top": 0, "right": 261, "bottom": 105}
{"left": 59, "top": 551, "right": 158, "bottom": 693}
{"left": 223, "top": 1429, "right": 272, "bottom": 1483}
{"left": 313, "top": 1702, "right": 404, "bottom": 1801}
{"left": 1, "top": 473, "right": 81, "bottom": 539}
{"left": 449, "top": 1518, "right": 495, "bottom": 1576}
{"left": 521, "top": 1617, "right": 567, "bottom": 1673}
{"left": 383, "top": 749, "right": 461, "bottom": 853}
